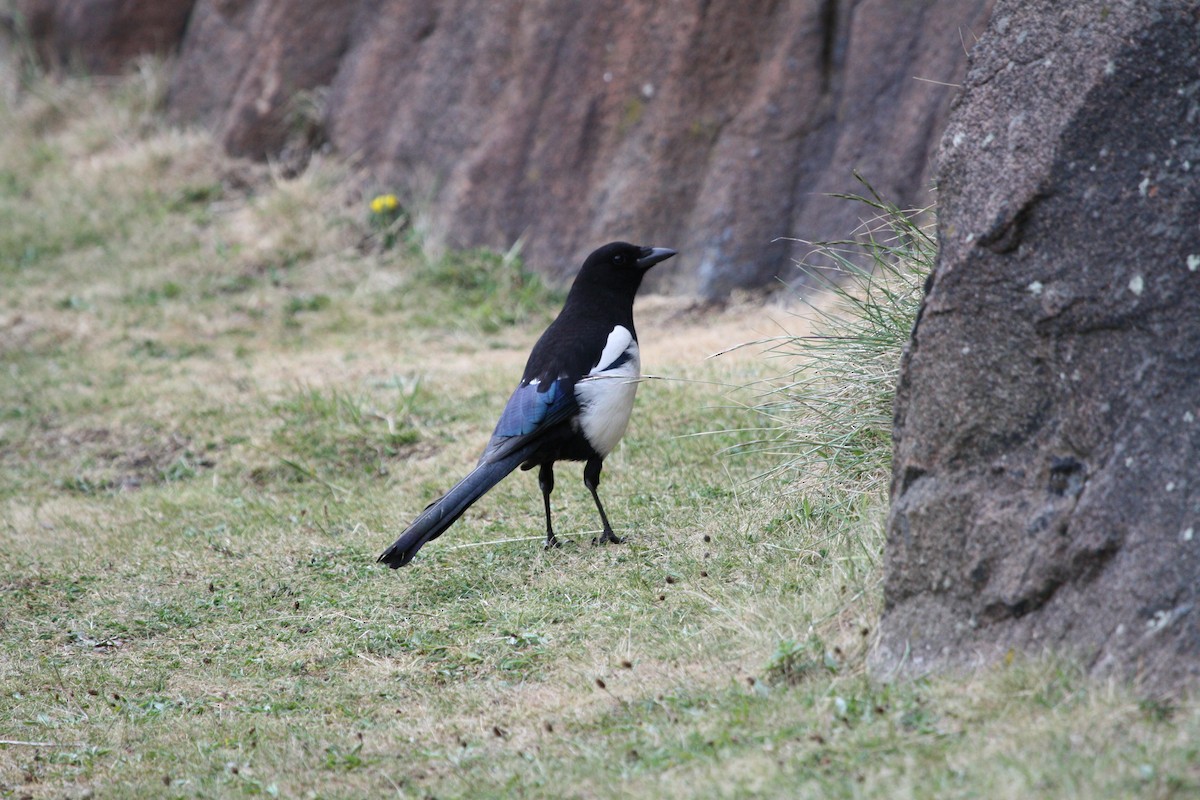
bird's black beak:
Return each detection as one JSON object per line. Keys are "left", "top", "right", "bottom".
{"left": 636, "top": 247, "right": 677, "bottom": 271}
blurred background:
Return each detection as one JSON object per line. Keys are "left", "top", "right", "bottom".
{"left": 8, "top": 0, "right": 993, "bottom": 298}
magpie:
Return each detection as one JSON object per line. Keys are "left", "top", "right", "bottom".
{"left": 378, "top": 241, "right": 676, "bottom": 568}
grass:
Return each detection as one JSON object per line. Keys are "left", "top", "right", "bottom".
{"left": 743, "top": 180, "right": 933, "bottom": 505}
{"left": 2, "top": 59, "right": 1198, "bottom": 799}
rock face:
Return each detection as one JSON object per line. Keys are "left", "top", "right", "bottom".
{"left": 874, "top": 0, "right": 1200, "bottom": 694}
{"left": 13, "top": 0, "right": 196, "bottom": 73}
{"left": 166, "top": 0, "right": 356, "bottom": 159}
{"left": 303, "top": 0, "right": 995, "bottom": 296}
{"left": 10, "top": 0, "right": 995, "bottom": 297}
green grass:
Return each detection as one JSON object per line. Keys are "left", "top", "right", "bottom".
{"left": 2, "top": 60, "right": 1198, "bottom": 799}
{"left": 745, "top": 179, "right": 933, "bottom": 505}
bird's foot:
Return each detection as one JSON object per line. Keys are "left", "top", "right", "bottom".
{"left": 591, "top": 529, "right": 625, "bottom": 546}
{"left": 544, "top": 533, "right": 563, "bottom": 551}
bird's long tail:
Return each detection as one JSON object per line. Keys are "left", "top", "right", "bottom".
{"left": 378, "top": 449, "right": 529, "bottom": 568}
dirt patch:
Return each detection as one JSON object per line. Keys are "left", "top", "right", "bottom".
{"left": 21, "top": 423, "right": 215, "bottom": 493}
{"left": 637, "top": 294, "right": 821, "bottom": 367}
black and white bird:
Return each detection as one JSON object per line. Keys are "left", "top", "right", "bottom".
{"left": 378, "top": 241, "right": 676, "bottom": 568}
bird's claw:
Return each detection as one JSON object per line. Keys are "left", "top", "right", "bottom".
{"left": 591, "top": 531, "right": 625, "bottom": 546}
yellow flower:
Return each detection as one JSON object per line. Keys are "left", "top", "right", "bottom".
{"left": 369, "top": 193, "right": 399, "bottom": 215}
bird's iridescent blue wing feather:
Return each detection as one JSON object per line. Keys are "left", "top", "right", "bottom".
{"left": 481, "top": 377, "right": 577, "bottom": 462}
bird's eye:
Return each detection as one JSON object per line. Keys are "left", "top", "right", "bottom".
{"left": 612, "top": 254, "right": 626, "bottom": 266}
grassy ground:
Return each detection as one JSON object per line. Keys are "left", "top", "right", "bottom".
{"left": 2, "top": 61, "right": 1198, "bottom": 799}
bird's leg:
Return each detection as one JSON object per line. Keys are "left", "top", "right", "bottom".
{"left": 584, "top": 458, "right": 624, "bottom": 545}
{"left": 539, "top": 462, "right": 561, "bottom": 550}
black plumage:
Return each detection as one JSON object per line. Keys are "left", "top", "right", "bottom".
{"left": 378, "top": 241, "right": 676, "bottom": 567}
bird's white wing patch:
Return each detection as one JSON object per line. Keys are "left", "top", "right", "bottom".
{"left": 576, "top": 325, "right": 641, "bottom": 457}
{"left": 594, "top": 325, "right": 634, "bottom": 373}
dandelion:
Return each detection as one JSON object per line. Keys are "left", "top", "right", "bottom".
{"left": 369, "top": 193, "right": 399, "bottom": 215}
{"left": 367, "top": 193, "right": 405, "bottom": 250}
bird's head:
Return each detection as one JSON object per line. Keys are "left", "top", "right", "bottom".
{"left": 589, "top": 241, "right": 676, "bottom": 274}
{"left": 572, "top": 241, "right": 677, "bottom": 296}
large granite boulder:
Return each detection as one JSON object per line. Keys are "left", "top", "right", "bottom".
{"left": 874, "top": 0, "right": 1200, "bottom": 694}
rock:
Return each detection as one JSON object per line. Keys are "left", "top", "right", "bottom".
{"left": 166, "top": 0, "right": 355, "bottom": 160}
{"left": 162, "top": 0, "right": 994, "bottom": 298}
{"left": 874, "top": 0, "right": 1200, "bottom": 694}
{"left": 15, "top": 0, "right": 996, "bottom": 297}
{"left": 13, "top": 0, "right": 195, "bottom": 73}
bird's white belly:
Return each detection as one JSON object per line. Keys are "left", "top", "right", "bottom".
{"left": 575, "top": 336, "right": 640, "bottom": 457}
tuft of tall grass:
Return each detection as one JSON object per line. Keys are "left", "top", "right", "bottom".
{"left": 748, "top": 179, "right": 935, "bottom": 509}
